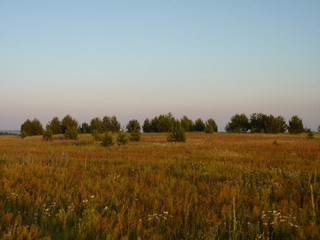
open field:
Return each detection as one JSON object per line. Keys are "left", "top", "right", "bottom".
{"left": 0, "top": 133, "right": 319, "bottom": 239}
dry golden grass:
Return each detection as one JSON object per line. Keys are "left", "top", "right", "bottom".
{"left": 0, "top": 133, "right": 319, "bottom": 239}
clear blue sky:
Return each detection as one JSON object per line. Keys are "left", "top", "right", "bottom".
{"left": 1, "top": 1, "right": 319, "bottom": 131}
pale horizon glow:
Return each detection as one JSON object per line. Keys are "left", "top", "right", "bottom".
{"left": 1, "top": 1, "right": 320, "bottom": 131}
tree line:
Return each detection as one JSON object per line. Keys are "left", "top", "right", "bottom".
{"left": 20, "top": 112, "right": 318, "bottom": 139}
{"left": 225, "top": 113, "right": 311, "bottom": 134}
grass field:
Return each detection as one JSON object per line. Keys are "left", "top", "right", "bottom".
{"left": 0, "top": 133, "right": 319, "bottom": 239}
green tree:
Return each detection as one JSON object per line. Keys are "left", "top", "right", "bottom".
{"left": 225, "top": 113, "right": 249, "bottom": 133}
{"left": 194, "top": 118, "right": 205, "bottom": 132}
{"left": 103, "top": 116, "right": 121, "bottom": 132}
{"left": 21, "top": 119, "right": 32, "bottom": 136}
{"left": 43, "top": 128, "right": 53, "bottom": 141}
{"left": 306, "top": 128, "right": 314, "bottom": 139}
{"left": 204, "top": 118, "right": 218, "bottom": 133}
{"left": 269, "top": 116, "right": 287, "bottom": 133}
{"left": 126, "top": 120, "right": 141, "bottom": 133}
{"left": 90, "top": 117, "right": 104, "bottom": 133}
{"left": 64, "top": 127, "right": 78, "bottom": 140}
{"left": 318, "top": 125, "right": 320, "bottom": 133}
{"left": 101, "top": 132, "right": 114, "bottom": 147}
{"left": 167, "top": 121, "right": 186, "bottom": 142}
{"left": 117, "top": 130, "right": 129, "bottom": 146}
{"left": 20, "top": 130, "right": 27, "bottom": 139}
{"left": 30, "top": 118, "right": 43, "bottom": 135}
{"left": 288, "top": 115, "right": 304, "bottom": 134}
{"left": 180, "top": 116, "right": 194, "bottom": 132}
{"left": 142, "top": 118, "right": 152, "bottom": 133}
{"left": 46, "top": 117, "right": 61, "bottom": 134}
{"left": 61, "top": 115, "right": 78, "bottom": 134}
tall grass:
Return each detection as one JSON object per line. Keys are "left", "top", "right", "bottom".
{"left": 0, "top": 133, "right": 319, "bottom": 239}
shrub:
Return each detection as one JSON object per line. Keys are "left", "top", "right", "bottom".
{"left": 101, "top": 132, "right": 114, "bottom": 147}
{"left": 288, "top": 115, "right": 304, "bottom": 134}
{"left": 64, "top": 127, "right": 78, "bottom": 140}
{"left": 20, "top": 130, "right": 27, "bottom": 139}
{"left": 117, "top": 130, "right": 129, "bottom": 146}
{"left": 46, "top": 117, "right": 61, "bottom": 134}
{"left": 92, "top": 130, "right": 103, "bottom": 141}
{"left": 167, "top": 121, "right": 186, "bottom": 142}
{"left": 42, "top": 128, "right": 53, "bottom": 141}
{"left": 204, "top": 118, "right": 218, "bottom": 133}
{"left": 130, "top": 128, "right": 141, "bottom": 142}
{"left": 306, "top": 128, "right": 314, "bottom": 139}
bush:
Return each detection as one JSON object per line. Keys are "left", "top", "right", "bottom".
{"left": 204, "top": 118, "right": 218, "bottom": 133}
{"left": 43, "top": 129, "right": 53, "bottom": 141}
{"left": 288, "top": 115, "right": 304, "bottom": 134}
{"left": 92, "top": 130, "right": 103, "bottom": 141}
{"left": 306, "top": 128, "right": 314, "bottom": 139}
{"left": 117, "top": 130, "right": 129, "bottom": 146}
{"left": 101, "top": 132, "right": 114, "bottom": 147}
{"left": 167, "top": 121, "right": 186, "bottom": 142}
{"left": 20, "top": 130, "right": 27, "bottom": 139}
{"left": 130, "top": 128, "right": 141, "bottom": 142}
{"left": 64, "top": 127, "right": 78, "bottom": 140}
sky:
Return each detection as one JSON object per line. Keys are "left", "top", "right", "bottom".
{"left": 1, "top": 1, "right": 320, "bottom": 131}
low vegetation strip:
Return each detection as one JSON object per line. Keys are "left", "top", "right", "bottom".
{"left": 0, "top": 133, "right": 319, "bottom": 239}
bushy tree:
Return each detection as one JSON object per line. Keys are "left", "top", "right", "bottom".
{"left": 61, "top": 115, "right": 78, "bottom": 134}
{"left": 103, "top": 116, "right": 121, "bottom": 132}
{"left": 167, "top": 121, "right": 186, "bottom": 142}
{"left": 101, "top": 132, "right": 114, "bottom": 147}
{"left": 269, "top": 116, "right": 287, "bottom": 133}
{"left": 249, "top": 113, "right": 270, "bottom": 133}
{"left": 194, "top": 118, "right": 205, "bottom": 132}
{"left": 288, "top": 115, "right": 304, "bottom": 134}
{"left": 225, "top": 113, "right": 249, "bottom": 133}
{"left": 92, "top": 130, "right": 103, "bottom": 141}
{"left": 180, "top": 116, "right": 194, "bottom": 132}
{"left": 306, "top": 128, "right": 314, "bottom": 139}
{"left": 90, "top": 117, "right": 104, "bottom": 133}
{"left": 142, "top": 118, "right": 152, "bottom": 133}
{"left": 64, "top": 127, "right": 78, "bottom": 140}
{"left": 20, "top": 130, "right": 27, "bottom": 139}
{"left": 204, "top": 118, "right": 218, "bottom": 133}
{"left": 21, "top": 118, "right": 43, "bottom": 136}
{"left": 117, "top": 130, "right": 129, "bottom": 146}
{"left": 46, "top": 117, "right": 61, "bottom": 134}
{"left": 21, "top": 119, "right": 32, "bottom": 136}
{"left": 126, "top": 120, "right": 141, "bottom": 132}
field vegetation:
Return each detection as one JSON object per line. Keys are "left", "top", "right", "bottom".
{"left": 0, "top": 132, "right": 319, "bottom": 239}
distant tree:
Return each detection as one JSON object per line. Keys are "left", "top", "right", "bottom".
{"left": 61, "top": 115, "right": 78, "bottom": 134}
{"left": 126, "top": 120, "right": 141, "bottom": 133}
{"left": 21, "top": 119, "right": 33, "bottom": 136}
{"left": 43, "top": 128, "right": 53, "bottom": 141}
{"left": 90, "top": 117, "right": 104, "bottom": 133}
{"left": 318, "top": 125, "right": 320, "bottom": 133}
{"left": 103, "top": 116, "right": 121, "bottom": 132}
{"left": 64, "top": 127, "right": 78, "bottom": 140}
{"left": 288, "top": 115, "right": 304, "bottom": 134}
{"left": 249, "top": 113, "right": 270, "bottom": 133}
{"left": 46, "top": 117, "right": 61, "bottom": 134}
{"left": 30, "top": 118, "right": 43, "bottom": 135}
{"left": 117, "top": 130, "right": 129, "bottom": 146}
{"left": 101, "top": 132, "right": 114, "bottom": 147}
{"left": 204, "top": 118, "right": 218, "bottom": 133}
{"left": 80, "top": 122, "right": 91, "bottom": 133}
{"left": 155, "top": 113, "right": 175, "bottom": 132}
{"left": 268, "top": 116, "right": 287, "bottom": 133}
{"left": 225, "top": 113, "right": 249, "bottom": 133}
{"left": 142, "top": 118, "right": 152, "bottom": 133}
{"left": 180, "top": 116, "right": 194, "bottom": 132}
{"left": 92, "top": 130, "right": 103, "bottom": 141}
{"left": 167, "top": 121, "right": 186, "bottom": 142}
{"left": 194, "top": 118, "right": 205, "bottom": 132}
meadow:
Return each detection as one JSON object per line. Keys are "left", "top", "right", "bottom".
{"left": 0, "top": 133, "right": 319, "bottom": 239}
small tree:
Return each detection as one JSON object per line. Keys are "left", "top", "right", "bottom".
{"left": 194, "top": 118, "right": 205, "bottom": 132}
{"left": 225, "top": 113, "right": 249, "bottom": 133}
{"left": 117, "top": 130, "right": 129, "bottom": 146}
{"left": 180, "top": 116, "right": 194, "bottom": 132}
{"left": 288, "top": 115, "right": 304, "bottom": 134}
{"left": 101, "top": 132, "right": 114, "bottom": 147}
{"left": 61, "top": 115, "right": 78, "bottom": 134}
{"left": 43, "top": 128, "right": 53, "bottom": 141}
{"left": 92, "top": 130, "right": 103, "bottom": 141}
{"left": 130, "top": 126, "right": 141, "bottom": 142}
{"left": 90, "top": 117, "right": 104, "bottom": 133}
{"left": 126, "top": 120, "right": 141, "bottom": 132}
{"left": 65, "top": 127, "right": 78, "bottom": 140}
{"left": 204, "top": 118, "right": 218, "bottom": 133}
{"left": 142, "top": 118, "right": 152, "bottom": 133}
{"left": 46, "top": 117, "right": 61, "bottom": 134}
{"left": 306, "top": 128, "right": 314, "bottom": 139}
{"left": 318, "top": 125, "right": 320, "bottom": 133}
{"left": 20, "top": 130, "right": 27, "bottom": 139}
{"left": 167, "top": 121, "right": 186, "bottom": 142}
